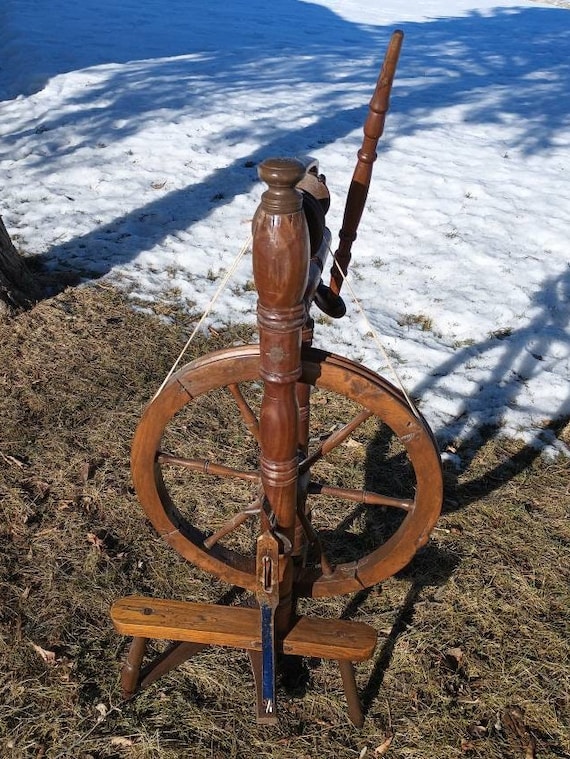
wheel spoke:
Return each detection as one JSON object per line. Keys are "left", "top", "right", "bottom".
{"left": 203, "top": 498, "right": 262, "bottom": 550}
{"left": 299, "top": 408, "right": 373, "bottom": 474}
{"left": 157, "top": 452, "right": 261, "bottom": 483}
{"left": 295, "top": 504, "right": 335, "bottom": 577}
{"left": 308, "top": 481, "right": 414, "bottom": 511}
{"left": 228, "top": 383, "right": 260, "bottom": 443}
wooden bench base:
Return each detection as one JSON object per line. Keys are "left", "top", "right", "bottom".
{"left": 111, "top": 596, "right": 377, "bottom": 726}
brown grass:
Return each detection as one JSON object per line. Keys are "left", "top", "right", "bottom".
{"left": 0, "top": 284, "right": 568, "bottom": 759}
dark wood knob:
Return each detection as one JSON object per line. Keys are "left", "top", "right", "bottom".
{"left": 258, "top": 158, "right": 305, "bottom": 215}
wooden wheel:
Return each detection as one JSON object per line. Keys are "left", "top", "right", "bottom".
{"left": 131, "top": 344, "right": 442, "bottom": 599}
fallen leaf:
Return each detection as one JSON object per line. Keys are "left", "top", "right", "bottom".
{"left": 374, "top": 733, "right": 393, "bottom": 756}
{"left": 80, "top": 461, "right": 92, "bottom": 484}
{"left": 87, "top": 532, "right": 105, "bottom": 551}
{"left": 445, "top": 646, "right": 464, "bottom": 669}
{"left": 0, "top": 451, "right": 26, "bottom": 467}
{"left": 30, "top": 642, "right": 56, "bottom": 664}
{"left": 110, "top": 736, "right": 134, "bottom": 747}
{"left": 467, "top": 721, "right": 487, "bottom": 738}
{"left": 359, "top": 747, "right": 368, "bottom": 759}
{"left": 343, "top": 438, "right": 364, "bottom": 448}
{"left": 501, "top": 705, "right": 537, "bottom": 759}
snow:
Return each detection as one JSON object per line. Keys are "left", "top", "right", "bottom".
{"left": 1, "top": 0, "right": 569, "bottom": 457}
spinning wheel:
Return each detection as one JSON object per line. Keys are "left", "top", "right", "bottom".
{"left": 131, "top": 346, "right": 441, "bottom": 598}
{"left": 111, "top": 31, "right": 443, "bottom": 727}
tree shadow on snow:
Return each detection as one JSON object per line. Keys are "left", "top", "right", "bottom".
{"left": 415, "top": 263, "right": 570, "bottom": 505}
{"left": 338, "top": 266, "right": 569, "bottom": 717}
{"left": 1, "top": 2, "right": 566, "bottom": 284}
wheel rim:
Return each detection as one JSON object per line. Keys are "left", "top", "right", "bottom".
{"left": 131, "top": 345, "right": 442, "bottom": 598}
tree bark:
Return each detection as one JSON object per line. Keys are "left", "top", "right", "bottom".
{"left": 0, "top": 216, "right": 39, "bottom": 316}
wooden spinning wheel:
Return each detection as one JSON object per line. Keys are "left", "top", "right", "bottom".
{"left": 131, "top": 346, "right": 441, "bottom": 598}
{"left": 111, "top": 31, "right": 443, "bottom": 727}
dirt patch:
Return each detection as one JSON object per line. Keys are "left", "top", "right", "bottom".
{"left": 0, "top": 284, "right": 568, "bottom": 758}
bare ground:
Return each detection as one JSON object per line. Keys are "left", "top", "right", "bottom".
{"left": 0, "top": 285, "right": 568, "bottom": 759}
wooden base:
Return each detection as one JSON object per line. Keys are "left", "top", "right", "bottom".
{"left": 111, "top": 596, "right": 377, "bottom": 726}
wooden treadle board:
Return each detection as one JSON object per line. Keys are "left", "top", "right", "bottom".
{"left": 111, "top": 596, "right": 377, "bottom": 662}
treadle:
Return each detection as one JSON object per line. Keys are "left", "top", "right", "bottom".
{"left": 283, "top": 614, "right": 376, "bottom": 662}
{"left": 111, "top": 596, "right": 377, "bottom": 662}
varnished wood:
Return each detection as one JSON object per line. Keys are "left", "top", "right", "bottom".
{"left": 157, "top": 453, "right": 260, "bottom": 482}
{"left": 307, "top": 482, "right": 414, "bottom": 511}
{"left": 130, "top": 346, "right": 442, "bottom": 597}
{"left": 119, "top": 29, "right": 444, "bottom": 727}
{"left": 328, "top": 30, "right": 404, "bottom": 306}
{"left": 298, "top": 407, "right": 373, "bottom": 474}
{"left": 111, "top": 596, "right": 376, "bottom": 662}
{"left": 120, "top": 636, "right": 147, "bottom": 699}
{"left": 112, "top": 597, "right": 264, "bottom": 650}
{"left": 283, "top": 615, "right": 376, "bottom": 662}
{"left": 139, "top": 641, "right": 208, "bottom": 691}
{"left": 228, "top": 383, "right": 261, "bottom": 442}
{"left": 253, "top": 158, "right": 310, "bottom": 644}
{"left": 338, "top": 660, "right": 365, "bottom": 728}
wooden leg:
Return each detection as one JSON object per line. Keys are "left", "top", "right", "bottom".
{"left": 338, "top": 660, "right": 364, "bottom": 728}
{"left": 248, "top": 649, "right": 278, "bottom": 725}
{"left": 248, "top": 650, "right": 263, "bottom": 721}
{"left": 121, "top": 636, "right": 147, "bottom": 699}
{"left": 139, "top": 640, "right": 208, "bottom": 691}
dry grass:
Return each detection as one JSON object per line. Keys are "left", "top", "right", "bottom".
{"left": 0, "top": 285, "right": 568, "bottom": 759}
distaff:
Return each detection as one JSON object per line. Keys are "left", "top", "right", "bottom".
{"left": 316, "top": 30, "right": 404, "bottom": 319}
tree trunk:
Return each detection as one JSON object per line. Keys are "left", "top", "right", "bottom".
{"left": 0, "top": 216, "right": 39, "bottom": 317}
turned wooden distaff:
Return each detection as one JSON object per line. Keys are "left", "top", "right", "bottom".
{"left": 251, "top": 157, "right": 310, "bottom": 722}
{"left": 318, "top": 30, "right": 404, "bottom": 318}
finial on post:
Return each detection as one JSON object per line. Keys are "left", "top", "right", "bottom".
{"left": 253, "top": 158, "right": 310, "bottom": 315}
{"left": 258, "top": 157, "right": 306, "bottom": 216}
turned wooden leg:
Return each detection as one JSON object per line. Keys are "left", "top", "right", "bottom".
{"left": 121, "top": 636, "right": 147, "bottom": 699}
{"left": 248, "top": 649, "right": 262, "bottom": 708}
{"left": 139, "top": 641, "right": 208, "bottom": 691}
{"left": 338, "top": 660, "right": 364, "bottom": 728}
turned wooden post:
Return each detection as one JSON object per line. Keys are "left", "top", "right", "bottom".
{"left": 252, "top": 156, "right": 309, "bottom": 633}
{"left": 328, "top": 30, "right": 404, "bottom": 301}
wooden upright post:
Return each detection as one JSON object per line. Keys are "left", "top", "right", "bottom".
{"left": 252, "top": 156, "right": 310, "bottom": 605}
{"left": 251, "top": 158, "right": 310, "bottom": 721}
